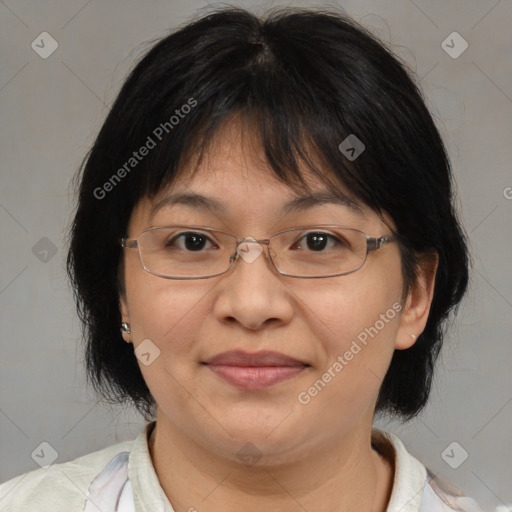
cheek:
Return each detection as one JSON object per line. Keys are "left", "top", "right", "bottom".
{"left": 293, "top": 268, "right": 403, "bottom": 351}
{"left": 290, "top": 268, "right": 403, "bottom": 407}
{"left": 293, "top": 294, "right": 401, "bottom": 429}
{"left": 124, "top": 260, "right": 216, "bottom": 360}
{"left": 124, "top": 276, "right": 217, "bottom": 415}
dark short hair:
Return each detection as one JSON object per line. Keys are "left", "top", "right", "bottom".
{"left": 67, "top": 6, "right": 469, "bottom": 421}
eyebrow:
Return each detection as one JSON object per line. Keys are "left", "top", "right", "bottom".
{"left": 282, "top": 191, "right": 364, "bottom": 215}
{"left": 150, "top": 192, "right": 227, "bottom": 219}
{"left": 149, "top": 190, "right": 364, "bottom": 220}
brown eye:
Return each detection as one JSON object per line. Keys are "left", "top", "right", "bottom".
{"left": 167, "top": 232, "right": 215, "bottom": 251}
{"left": 292, "top": 232, "right": 345, "bottom": 252}
{"left": 304, "top": 233, "right": 329, "bottom": 251}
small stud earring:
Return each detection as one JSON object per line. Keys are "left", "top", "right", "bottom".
{"left": 411, "top": 334, "right": 417, "bottom": 339}
{"left": 121, "top": 322, "right": 131, "bottom": 334}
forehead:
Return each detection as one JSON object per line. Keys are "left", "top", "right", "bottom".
{"left": 129, "top": 117, "right": 397, "bottom": 232}
{"left": 147, "top": 168, "right": 367, "bottom": 230}
{"left": 153, "top": 117, "right": 365, "bottom": 212}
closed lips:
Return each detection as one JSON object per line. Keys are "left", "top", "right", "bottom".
{"left": 203, "top": 350, "right": 309, "bottom": 367}
{"left": 202, "top": 350, "right": 310, "bottom": 390}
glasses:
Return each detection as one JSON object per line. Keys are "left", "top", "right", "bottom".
{"left": 120, "top": 225, "right": 395, "bottom": 279}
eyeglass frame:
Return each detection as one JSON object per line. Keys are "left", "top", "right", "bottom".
{"left": 120, "top": 224, "right": 396, "bottom": 280}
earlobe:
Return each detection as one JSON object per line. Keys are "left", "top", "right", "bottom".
{"left": 395, "top": 252, "right": 438, "bottom": 350}
{"left": 119, "top": 294, "right": 131, "bottom": 343}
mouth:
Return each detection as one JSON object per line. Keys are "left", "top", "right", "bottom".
{"left": 202, "top": 350, "right": 310, "bottom": 391}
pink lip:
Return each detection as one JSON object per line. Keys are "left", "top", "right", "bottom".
{"left": 203, "top": 350, "right": 309, "bottom": 390}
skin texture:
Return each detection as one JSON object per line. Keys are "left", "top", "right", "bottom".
{"left": 120, "top": 120, "right": 438, "bottom": 512}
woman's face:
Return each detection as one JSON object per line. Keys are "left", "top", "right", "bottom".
{"left": 120, "top": 122, "right": 432, "bottom": 464}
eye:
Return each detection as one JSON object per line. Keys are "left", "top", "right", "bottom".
{"left": 292, "top": 232, "right": 347, "bottom": 252}
{"left": 166, "top": 231, "right": 216, "bottom": 251}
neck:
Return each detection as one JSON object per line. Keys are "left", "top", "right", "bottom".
{"left": 148, "top": 417, "right": 394, "bottom": 512}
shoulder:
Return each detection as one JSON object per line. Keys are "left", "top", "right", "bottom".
{"left": 371, "top": 428, "right": 492, "bottom": 512}
{"left": 0, "top": 438, "right": 134, "bottom": 511}
{"left": 421, "top": 471, "right": 485, "bottom": 512}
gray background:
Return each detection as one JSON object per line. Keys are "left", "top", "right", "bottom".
{"left": 0, "top": 0, "right": 511, "bottom": 510}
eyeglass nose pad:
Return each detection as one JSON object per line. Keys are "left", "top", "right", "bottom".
{"left": 236, "top": 237, "right": 264, "bottom": 264}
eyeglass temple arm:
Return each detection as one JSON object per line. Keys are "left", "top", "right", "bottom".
{"left": 367, "top": 235, "right": 394, "bottom": 252}
{"left": 120, "top": 238, "right": 138, "bottom": 249}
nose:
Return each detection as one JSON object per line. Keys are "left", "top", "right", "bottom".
{"left": 212, "top": 238, "right": 294, "bottom": 331}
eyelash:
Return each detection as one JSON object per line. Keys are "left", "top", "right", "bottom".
{"left": 166, "top": 231, "right": 346, "bottom": 252}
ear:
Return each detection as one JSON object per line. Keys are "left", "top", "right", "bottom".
{"left": 395, "top": 252, "right": 439, "bottom": 350}
{"left": 119, "top": 293, "right": 131, "bottom": 343}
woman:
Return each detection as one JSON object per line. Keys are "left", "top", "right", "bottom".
{"left": 0, "top": 6, "right": 493, "bottom": 511}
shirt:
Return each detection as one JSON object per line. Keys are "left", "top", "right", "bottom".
{"left": 0, "top": 421, "right": 496, "bottom": 511}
